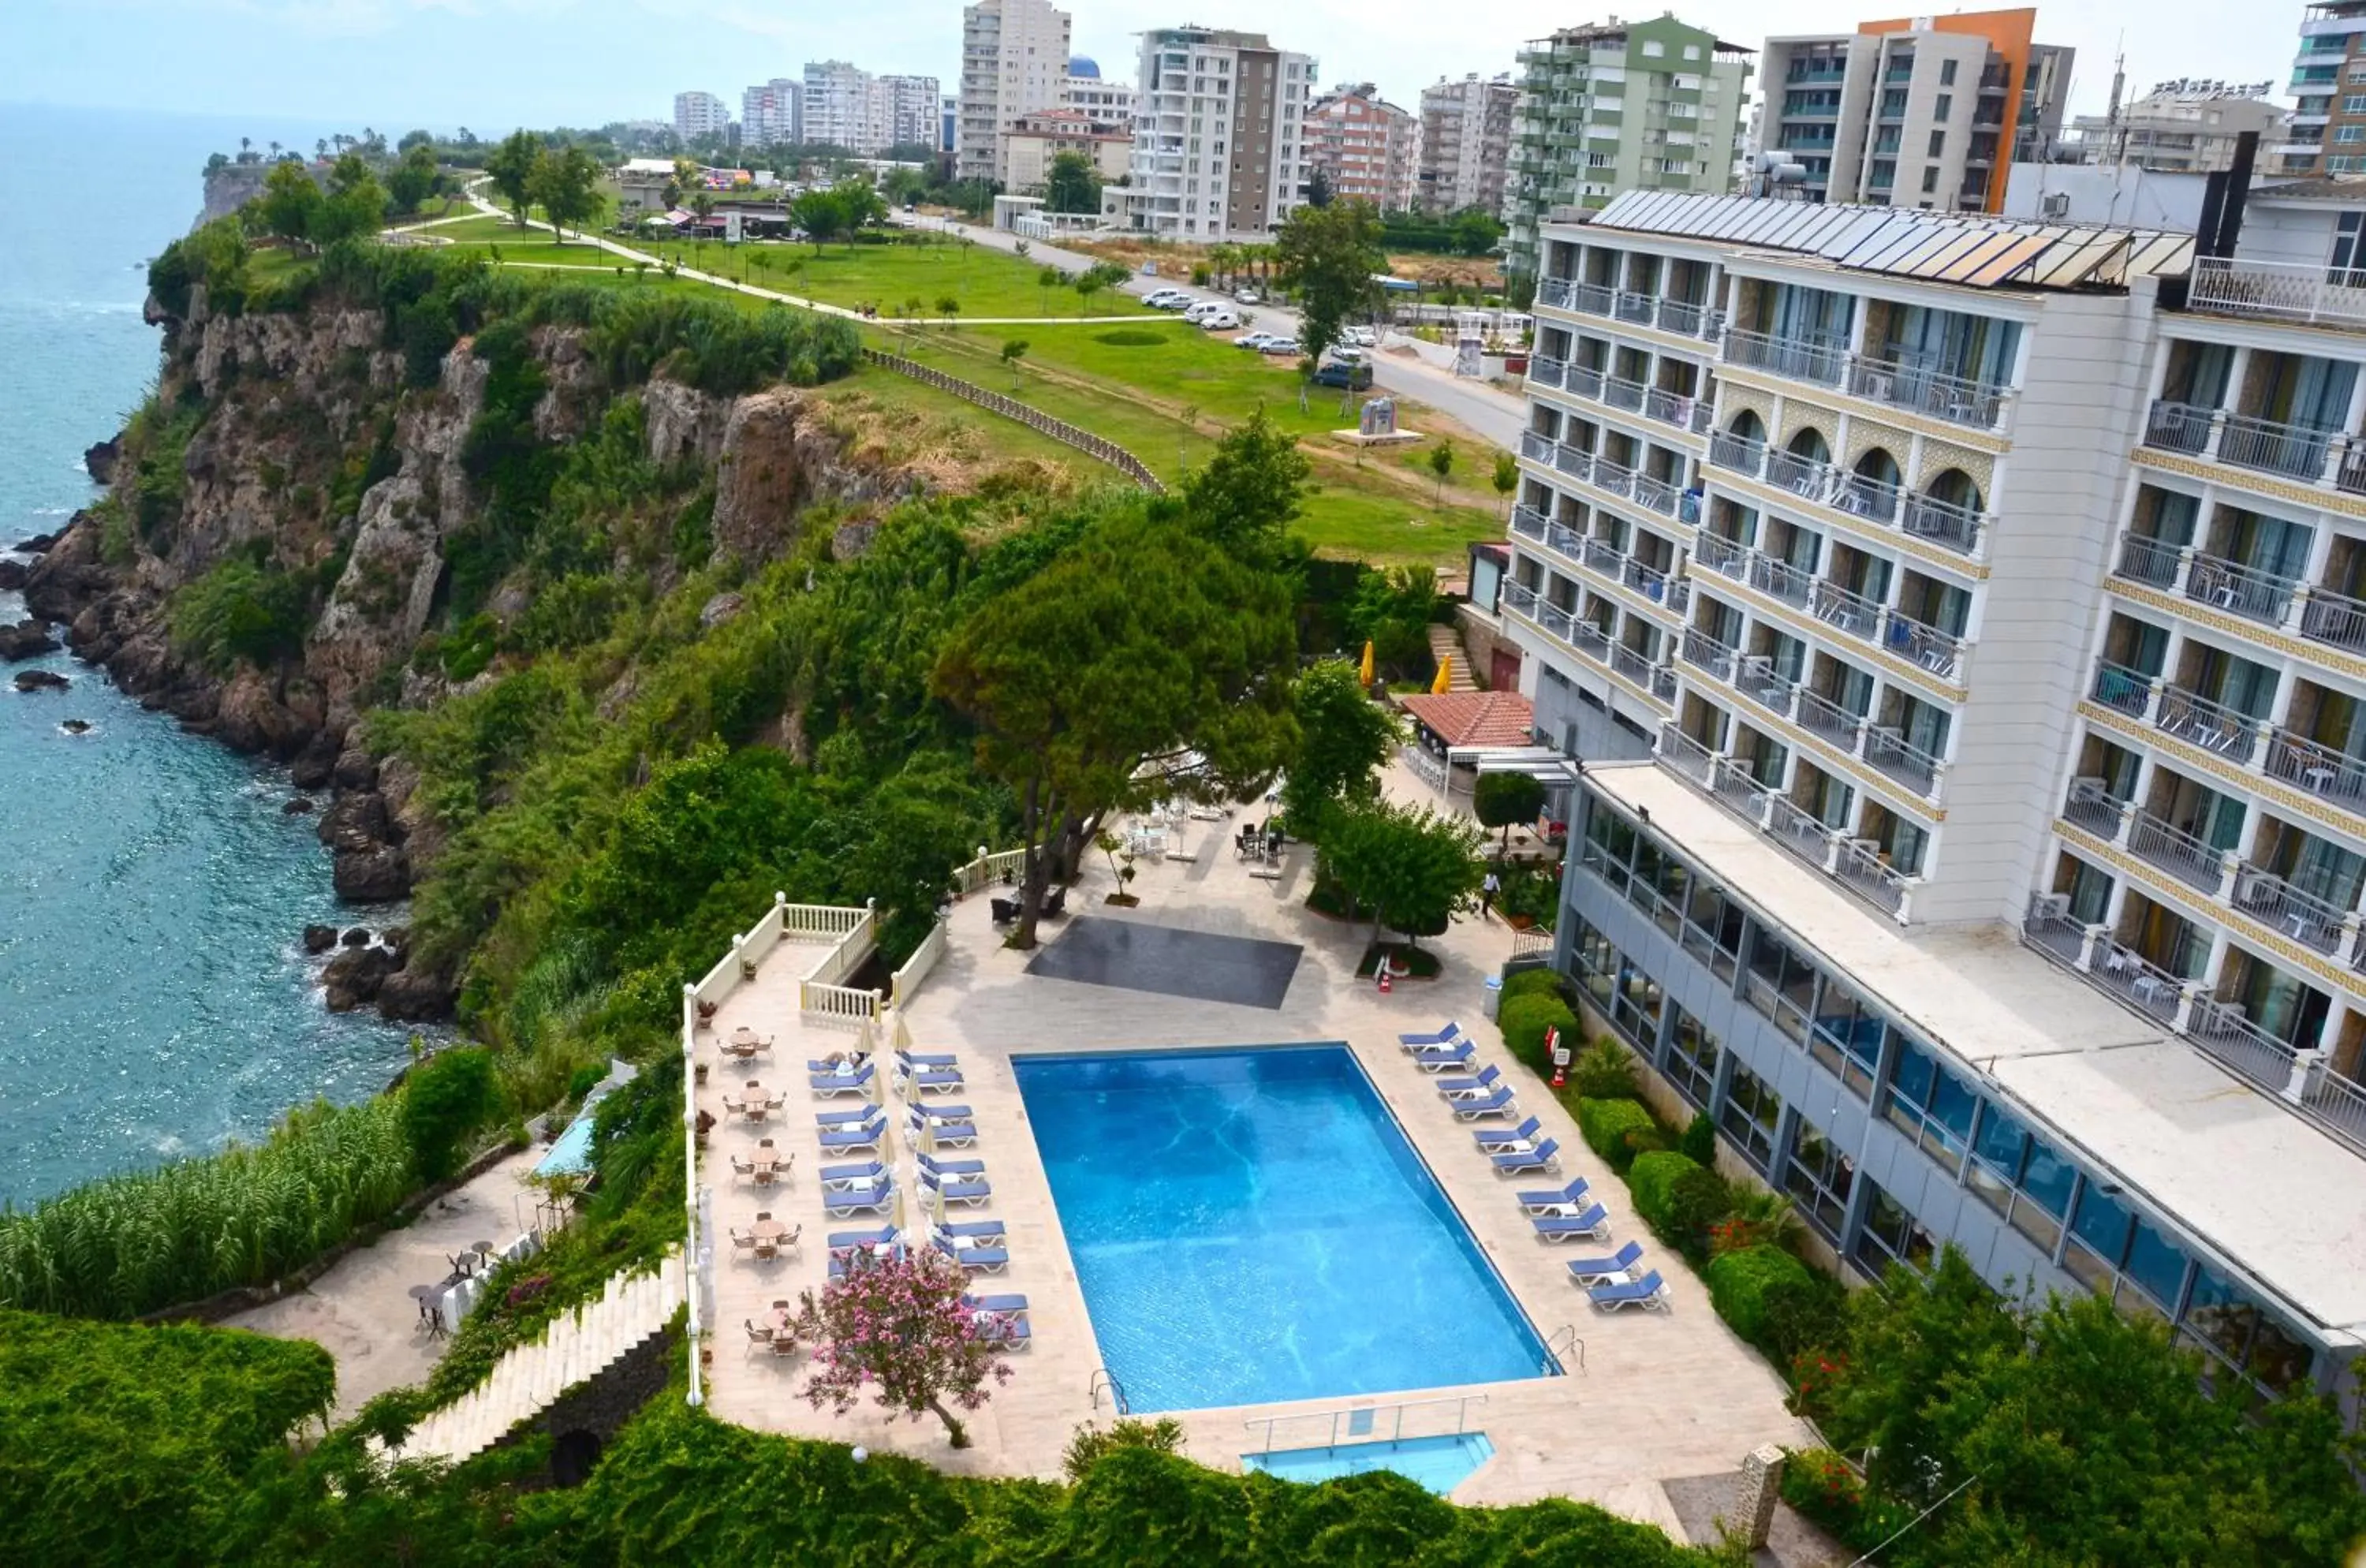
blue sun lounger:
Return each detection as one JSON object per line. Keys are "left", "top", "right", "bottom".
{"left": 1398, "top": 1021, "right": 1464, "bottom": 1047}
{"left": 895, "top": 1053, "right": 964, "bottom": 1092}
{"left": 1472, "top": 1115, "right": 1544, "bottom": 1148}
{"left": 1530, "top": 1204, "right": 1611, "bottom": 1241}
{"left": 825, "top": 1182, "right": 895, "bottom": 1217}
{"left": 1516, "top": 1177, "right": 1592, "bottom": 1213}
{"left": 827, "top": 1226, "right": 898, "bottom": 1250}
{"left": 918, "top": 1152, "right": 987, "bottom": 1178}
{"left": 1491, "top": 1137, "right": 1561, "bottom": 1174}
{"left": 1435, "top": 1064, "right": 1504, "bottom": 1098}
{"left": 961, "top": 1292, "right": 1028, "bottom": 1313}
{"left": 827, "top": 1241, "right": 906, "bottom": 1279}
{"left": 817, "top": 1117, "right": 886, "bottom": 1152}
{"left": 1410, "top": 1039, "right": 1477, "bottom": 1073}
{"left": 933, "top": 1234, "right": 1007, "bottom": 1273}
{"left": 1564, "top": 1241, "right": 1645, "bottom": 1284}
{"left": 901, "top": 1048, "right": 958, "bottom": 1068}
{"left": 908, "top": 1111, "right": 979, "bottom": 1148}
{"left": 1588, "top": 1268, "right": 1667, "bottom": 1312}
{"left": 814, "top": 1103, "right": 880, "bottom": 1126}
{"left": 1450, "top": 1087, "right": 1519, "bottom": 1122}
{"left": 819, "top": 1159, "right": 889, "bottom": 1189}
{"left": 976, "top": 1312, "right": 1031, "bottom": 1346}
{"left": 909, "top": 1103, "right": 972, "bottom": 1122}
{"left": 923, "top": 1172, "right": 992, "bottom": 1208}
{"left": 937, "top": 1218, "right": 1006, "bottom": 1241}
{"left": 809, "top": 1062, "right": 876, "bottom": 1097}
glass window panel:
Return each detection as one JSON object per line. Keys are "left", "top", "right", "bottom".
{"left": 1972, "top": 1103, "right": 2028, "bottom": 1179}
{"left": 2121, "top": 1217, "right": 2189, "bottom": 1313}
{"left": 2246, "top": 1313, "right": 2314, "bottom": 1394}
{"left": 2181, "top": 1266, "right": 2257, "bottom": 1367}
{"left": 2018, "top": 1139, "right": 2076, "bottom": 1219}
{"left": 2068, "top": 1184, "right": 2132, "bottom": 1266}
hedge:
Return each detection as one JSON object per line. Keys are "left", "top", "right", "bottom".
{"left": 1498, "top": 991, "right": 1577, "bottom": 1075}
{"left": 1628, "top": 1151, "right": 1703, "bottom": 1234}
{"left": 1501, "top": 967, "right": 1565, "bottom": 1002}
{"left": 1778, "top": 1447, "right": 1868, "bottom": 1542}
{"left": 1576, "top": 1096, "right": 1661, "bottom": 1174}
{"left": 1706, "top": 1245, "right": 1816, "bottom": 1349}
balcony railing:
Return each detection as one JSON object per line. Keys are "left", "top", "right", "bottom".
{"left": 1657, "top": 723, "right": 1916, "bottom": 921}
{"left": 2231, "top": 866, "right": 2350, "bottom": 954}
{"left": 2062, "top": 779, "right": 2126, "bottom": 834}
{"left": 1883, "top": 614, "right": 1967, "bottom": 681}
{"left": 1528, "top": 356, "right": 1567, "bottom": 390}
{"left": 1536, "top": 277, "right": 1571, "bottom": 309}
{"left": 2185, "top": 253, "right": 2366, "bottom": 330}
{"left": 1613, "top": 290, "right": 1658, "bottom": 326}
{"left": 1864, "top": 726, "right": 1945, "bottom": 794}
{"left": 2301, "top": 585, "right": 2366, "bottom": 653}
{"left": 1898, "top": 492, "right": 1987, "bottom": 555}
{"left": 2088, "top": 939, "right": 2188, "bottom": 1025}
{"left": 1765, "top": 449, "right": 1827, "bottom": 498}
{"left": 1644, "top": 386, "right": 1707, "bottom": 433}
{"left": 1602, "top": 374, "right": 1648, "bottom": 412}
{"left": 2092, "top": 659, "right": 2153, "bottom": 715}
{"left": 1722, "top": 327, "right": 1848, "bottom": 386}
{"left": 1681, "top": 627, "right": 1739, "bottom": 681}
{"left": 1809, "top": 578, "right": 1881, "bottom": 640}
{"left": 2114, "top": 531, "right": 2184, "bottom": 588}
{"left": 1554, "top": 441, "right": 1593, "bottom": 481}
{"left": 2155, "top": 685, "right": 2266, "bottom": 764}
{"left": 1831, "top": 472, "right": 1901, "bottom": 525}
{"left": 1747, "top": 553, "right": 1814, "bottom": 607}
{"left": 2217, "top": 410, "right": 2340, "bottom": 481}
{"left": 2126, "top": 808, "right": 2227, "bottom": 893}
{"left": 1566, "top": 363, "right": 1605, "bottom": 400}
{"left": 1707, "top": 430, "right": 1765, "bottom": 477}
{"left": 1694, "top": 530, "right": 1748, "bottom": 577}
{"left": 1655, "top": 297, "right": 1720, "bottom": 338}
{"left": 2263, "top": 728, "right": 2366, "bottom": 805}
{"left": 2185, "top": 552, "right": 2299, "bottom": 625}
{"left": 1847, "top": 356, "right": 2011, "bottom": 429}
{"left": 1568, "top": 280, "right": 1615, "bottom": 316}
{"left": 1509, "top": 503, "right": 1550, "bottom": 543}
{"left": 1795, "top": 687, "right": 1868, "bottom": 749}
{"left": 1631, "top": 472, "right": 1681, "bottom": 515}
{"left": 1520, "top": 429, "right": 1555, "bottom": 463}
{"left": 2143, "top": 398, "right": 2366, "bottom": 495}
{"left": 2144, "top": 398, "right": 2215, "bottom": 454}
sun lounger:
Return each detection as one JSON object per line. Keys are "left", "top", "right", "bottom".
{"left": 1472, "top": 1115, "right": 1544, "bottom": 1148}
{"left": 825, "top": 1184, "right": 895, "bottom": 1217}
{"left": 961, "top": 1292, "right": 1028, "bottom": 1314}
{"left": 909, "top": 1103, "right": 972, "bottom": 1122}
{"left": 817, "top": 1118, "right": 887, "bottom": 1152}
{"left": 1409, "top": 1040, "right": 1477, "bottom": 1073}
{"left": 1588, "top": 1269, "right": 1667, "bottom": 1312}
{"left": 1516, "top": 1177, "right": 1592, "bottom": 1213}
{"left": 1491, "top": 1137, "right": 1561, "bottom": 1175}
{"left": 936, "top": 1218, "right": 1006, "bottom": 1241}
{"left": 827, "top": 1226, "right": 898, "bottom": 1251}
{"left": 828, "top": 1243, "right": 905, "bottom": 1279}
{"left": 1435, "top": 1064, "right": 1504, "bottom": 1097}
{"left": 976, "top": 1312, "right": 1032, "bottom": 1346}
{"left": 909, "top": 1115, "right": 978, "bottom": 1147}
{"left": 918, "top": 1152, "right": 987, "bottom": 1177}
{"left": 901, "top": 1049, "right": 958, "bottom": 1068}
{"left": 933, "top": 1234, "right": 1007, "bottom": 1274}
{"left": 898, "top": 1066, "right": 965, "bottom": 1096}
{"left": 1563, "top": 1241, "right": 1646, "bottom": 1285}
{"left": 1398, "top": 1021, "right": 1464, "bottom": 1047}
{"left": 814, "top": 1103, "right": 880, "bottom": 1126}
{"left": 805, "top": 1053, "right": 870, "bottom": 1073}
{"left": 923, "top": 1172, "right": 992, "bottom": 1208}
{"left": 1529, "top": 1204, "right": 1611, "bottom": 1241}
{"left": 809, "top": 1063, "right": 876, "bottom": 1097}
{"left": 818, "top": 1159, "right": 889, "bottom": 1188}
{"left": 1450, "top": 1087, "right": 1519, "bottom": 1122}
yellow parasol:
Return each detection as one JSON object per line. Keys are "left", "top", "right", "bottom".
{"left": 1359, "top": 640, "right": 1375, "bottom": 686}
{"left": 1431, "top": 655, "right": 1454, "bottom": 695}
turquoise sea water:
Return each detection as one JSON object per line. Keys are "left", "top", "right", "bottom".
{"left": 0, "top": 103, "right": 416, "bottom": 1203}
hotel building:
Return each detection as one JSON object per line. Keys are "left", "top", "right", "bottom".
{"left": 1507, "top": 182, "right": 2366, "bottom": 1408}
{"left": 1111, "top": 24, "right": 1315, "bottom": 241}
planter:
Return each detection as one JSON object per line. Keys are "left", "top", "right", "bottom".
{"left": 1104, "top": 893, "right": 1140, "bottom": 907}
{"left": 1505, "top": 913, "right": 1537, "bottom": 931}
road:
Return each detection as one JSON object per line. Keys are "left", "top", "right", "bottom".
{"left": 893, "top": 211, "right": 1527, "bottom": 451}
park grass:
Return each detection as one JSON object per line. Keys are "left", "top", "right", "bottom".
{"left": 624, "top": 237, "right": 1157, "bottom": 321}
{"left": 442, "top": 240, "right": 629, "bottom": 268}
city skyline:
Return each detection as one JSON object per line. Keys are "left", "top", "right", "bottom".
{"left": 0, "top": 0, "right": 2309, "bottom": 139}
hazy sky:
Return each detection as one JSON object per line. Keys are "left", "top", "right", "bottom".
{"left": 0, "top": 0, "right": 2302, "bottom": 135}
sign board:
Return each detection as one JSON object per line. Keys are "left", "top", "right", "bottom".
{"left": 724, "top": 211, "right": 743, "bottom": 245}
{"left": 1359, "top": 397, "right": 1398, "bottom": 439}
{"left": 1547, "top": 1025, "right": 1569, "bottom": 1068}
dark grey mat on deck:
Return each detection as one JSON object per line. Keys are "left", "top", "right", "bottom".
{"left": 1024, "top": 916, "right": 1304, "bottom": 1010}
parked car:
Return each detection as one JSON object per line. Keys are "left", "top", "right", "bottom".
{"left": 1310, "top": 360, "right": 1375, "bottom": 390}
{"left": 1142, "top": 288, "right": 1192, "bottom": 308}
{"left": 1340, "top": 325, "right": 1378, "bottom": 348}
{"left": 1181, "top": 300, "right": 1230, "bottom": 323}
{"left": 1328, "top": 345, "right": 1369, "bottom": 365}
{"left": 1198, "top": 309, "right": 1242, "bottom": 330}
{"left": 1234, "top": 287, "right": 1262, "bottom": 304}
{"left": 1256, "top": 337, "right": 1301, "bottom": 356}
{"left": 1234, "top": 331, "right": 1281, "bottom": 350}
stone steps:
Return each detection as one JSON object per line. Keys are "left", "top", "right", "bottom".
{"left": 1429, "top": 625, "right": 1479, "bottom": 690}
{"left": 384, "top": 1251, "right": 685, "bottom": 1466}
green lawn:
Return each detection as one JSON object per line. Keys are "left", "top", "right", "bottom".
{"left": 442, "top": 239, "right": 634, "bottom": 267}
{"left": 639, "top": 237, "right": 1156, "bottom": 321}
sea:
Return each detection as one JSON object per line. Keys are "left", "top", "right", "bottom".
{"left": 0, "top": 103, "right": 419, "bottom": 1204}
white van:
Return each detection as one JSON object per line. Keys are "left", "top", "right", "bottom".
{"left": 1181, "top": 300, "right": 1229, "bottom": 323}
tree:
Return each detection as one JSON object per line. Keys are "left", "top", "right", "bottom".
{"left": 1306, "top": 164, "right": 1335, "bottom": 208}
{"left": 787, "top": 1247, "right": 1013, "bottom": 1447}
{"left": 386, "top": 140, "right": 441, "bottom": 215}
{"left": 400, "top": 1047, "right": 499, "bottom": 1183}
{"left": 1036, "top": 263, "right": 1062, "bottom": 312}
{"left": 1346, "top": 564, "right": 1440, "bottom": 677}
{"left": 1044, "top": 149, "right": 1101, "bottom": 215}
{"left": 529, "top": 144, "right": 603, "bottom": 241}
{"left": 790, "top": 186, "right": 844, "bottom": 252}
{"left": 1492, "top": 450, "right": 1519, "bottom": 518}
{"left": 999, "top": 338, "right": 1028, "bottom": 386}
{"left": 310, "top": 153, "right": 386, "bottom": 245}
{"left": 932, "top": 506, "right": 1299, "bottom": 948}
{"left": 1179, "top": 408, "right": 1310, "bottom": 561}
{"left": 1425, "top": 439, "right": 1456, "bottom": 506}
{"left": 1315, "top": 798, "right": 1484, "bottom": 946}
{"left": 1274, "top": 198, "right": 1386, "bottom": 366}
{"left": 936, "top": 294, "right": 961, "bottom": 333}
{"left": 484, "top": 128, "right": 541, "bottom": 228}
{"left": 1474, "top": 771, "right": 1547, "bottom": 852}
{"left": 256, "top": 159, "right": 323, "bottom": 246}
{"left": 1280, "top": 660, "right": 1403, "bottom": 834}
{"left": 1073, "top": 271, "right": 1104, "bottom": 315}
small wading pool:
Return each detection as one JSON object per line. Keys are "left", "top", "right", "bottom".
{"left": 1244, "top": 1432, "right": 1496, "bottom": 1495}
{"left": 1013, "top": 1045, "right": 1554, "bottom": 1412}
{"left": 533, "top": 1113, "right": 596, "bottom": 1178}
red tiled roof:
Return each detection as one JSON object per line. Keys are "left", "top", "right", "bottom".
{"left": 1399, "top": 690, "right": 1534, "bottom": 749}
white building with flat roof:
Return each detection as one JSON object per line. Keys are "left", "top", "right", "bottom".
{"left": 1110, "top": 24, "right": 1314, "bottom": 242}
{"left": 741, "top": 79, "right": 802, "bottom": 151}
{"left": 674, "top": 90, "right": 730, "bottom": 144}
{"left": 1507, "top": 183, "right": 2366, "bottom": 1414}
{"left": 959, "top": 0, "right": 1073, "bottom": 185}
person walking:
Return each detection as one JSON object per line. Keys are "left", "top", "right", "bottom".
{"left": 1480, "top": 868, "right": 1502, "bottom": 921}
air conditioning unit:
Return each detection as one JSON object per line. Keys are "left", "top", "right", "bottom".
{"left": 2031, "top": 891, "right": 2071, "bottom": 920}
{"left": 2039, "top": 190, "right": 2070, "bottom": 220}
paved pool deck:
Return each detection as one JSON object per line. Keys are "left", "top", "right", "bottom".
{"left": 699, "top": 811, "right": 1810, "bottom": 1531}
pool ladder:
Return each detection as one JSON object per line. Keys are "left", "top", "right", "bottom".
{"left": 1544, "top": 1324, "right": 1586, "bottom": 1376}
{"left": 1089, "top": 1367, "right": 1132, "bottom": 1415}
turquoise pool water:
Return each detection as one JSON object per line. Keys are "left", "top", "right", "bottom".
{"left": 1245, "top": 1432, "right": 1496, "bottom": 1495}
{"left": 1013, "top": 1045, "right": 1552, "bottom": 1413}
{"left": 534, "top": 1113, "right": 598, "bottom": 1178}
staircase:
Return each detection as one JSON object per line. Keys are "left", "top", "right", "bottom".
{"left": 387, "top": 1251, "right": 685, "bottom": 1466}
{"left": 1429, "top": 625, "right": 1479, "bottom": 690}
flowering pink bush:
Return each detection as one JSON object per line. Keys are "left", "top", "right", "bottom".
{"left": 789, "top": 1246, "right": 1013, "bottom": 1447}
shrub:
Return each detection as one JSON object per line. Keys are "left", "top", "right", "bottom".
{"left": 1500, "top": 965, "right": 1564, "bottom": 1002}
{"left": 170, "top": 556, "right": 309, "bottom": 673}
{"left": 1062, "top": 1415, "right": 1189, "bottom": 1482}
{"left": 1577, "top": 1096, "right": 1659, "bottom": 1174}
{"left": 1663, "top": 1167, "right": 1738, "bottom": 1260}
{"left": 1706, "top": 1245, "right": 1816, "bottom": 1351}
{"left": 1779, "top": 1447, "right": 1867, "bottom": 1541}
{"left": 1760, "top": 1269, "right": 1849, "bottom": 1365}
{"left": 1569, "top": 1038, "right": 1638, "bottom": 1099}
{"left": 1499, "top": 991, "right": 1577, "bottom": 1075}
{"left": 1679, "top": 1110, "right": 1717, "bottom": 1165}
{"left": 1628, "top": 1151, "right": 1703, "bottom": 1234}
{"left": 400, "top": 1047, "right": 500, "bottom": 1184}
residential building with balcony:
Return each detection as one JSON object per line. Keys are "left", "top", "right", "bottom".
{"left": 741, "top": 80, "right": 803, "bottom": 153}
{"left": 958, "top": 0, "right": 1072, "bottom": 185}
{"left": 674, "top": 91, "right": 730, "bottom": 145}
{"left": 1304, "top": 84, "right": 1420, "bottom": 211}
{"left": 2282, "top": 0, "right": 2366, "bottom": 175}
{"left": 1003, "top": 108, "right": 1132, "bottom": 192}
{"left": 1515, "top": 184, "right": 2366, "bottom": 1419}
{"left": 1417, "top": 72, "right": 1517, "bottom": 216}
{"left": 1060, "top": 58, "right": 1136, "bottom": 131}
{"left": 2059, "top": 80, "right": 2283, "bottom": 175}
{"left": 1503, "top": 16, "right": 1752, "bottom": 282}
{"left": 1753, "top": 8, "right": 2072, "bottom": 213}
{"left": 1108, "top": 24, "right": 1314, "bottom": 241}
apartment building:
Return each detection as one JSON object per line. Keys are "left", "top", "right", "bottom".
{"left": 1503, "top": 17, "right": 1752, "bottom": 278}
{"left": 2282, "top": 2, "right": 2366, "bottom": 176}
{"left": 673, "top": 91, "right": 730, "bottom": 144}
{"left": 1417, "top": 73, "right": 1517, "bottom": 215}
{"left": 2060, "top": 80, "right": 2282, "bottom": 175}
{"left": 1111, "top": 25, "right": 1315, "bottom": 242}
{"left": 1304, "top": 84, "right": 1420, "bottom": 211}
{"left": 1062, "top": 60, "right": 1136, "bottom": 129}
{"left": 1756, "top": 9, "right": 2072, "bottom": 213}
{"left": 958, "top": 0, "right": 1072, "bottom": 185}
{"left": 804, "top": 62, "right": 942, "bottom": 155}
{"left": 741, "top": 79, "right": 803, "bottom": 152}
{"left": 1004, "top": 108, "right": 1133, "bottom": 192}
{"left": 1504, "top": 184, "right": 2366, "bottom": 1414}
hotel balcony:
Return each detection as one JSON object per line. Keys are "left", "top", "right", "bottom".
{"left": 1499, "top": 579, "right": 1678, "bottom": 707}
{"left": 1677, "top": 628, "right": 1948, "bottom": 807}
{"left": 1532, "top": 275, "right": 1726, "bottom": 343}
{"left": 1721, "top": 329, "right": 2014, "bottom": 432}
{"left": 2109, "top": 531, "right": 2366, "bottom": 660}
{"left": 2141, "top": 399, "right": 2366, "bottom": 498}
{"left": 2088, "top": 659, "right": 2366, "bottom": 827}
{"left": 1515, "top": 430, "right": 1685, "bottom": 519}
{"left": 1692, "top": 531, "right": 1970, "bottom": 682}
{"left": 1509, "top": 505, "right": 1690, "bottom": 619}
{"left": 1529, "top": 357, "right": 1716, "bottom": 439}
{"left": 1707, "top": 431, "right": 1990, "bottom": 560}
{"left": 1658, "top": 725, "right": 1916, "bottom": 919}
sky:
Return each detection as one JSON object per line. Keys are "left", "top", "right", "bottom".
{"left": 0, "top": 0, "right": 2303, "bottom": 136}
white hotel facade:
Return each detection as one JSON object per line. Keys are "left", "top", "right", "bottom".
{"left": 1503, "top": 185, "right": 2366, "bottom": 1409}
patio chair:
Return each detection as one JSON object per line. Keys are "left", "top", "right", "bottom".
{"left": 1564, "top": 1241, "right": 1646, "bottom": 1285}
{"left": 1472, "top": 1115, "right": 1545, "bottom": 1149}
{"left": 990, "top": 897, "right": 1021, "bottom": 924}
{"left": 744, "top": 1320, "right": 773, "bottom": 1353}
{"left": 1449, "top": 1087, "right": 1519, "bottom": 1122}
{"left": 1398, "top": 1020, "right": 1464, "bottom": 1047}
{"left": 1588, "top": 1269, "right": 1668, "bottom": 1312}
{"left": 769, "top": 1332, "right": 799, "bottom": 1357}
{"left": 1409, "top": 1040, "right": 1477, "bottom": 1073}
{"left": 1529, "top": 1204, "right": 1612, "bottom": 1242}
{"left": 1435, "top": 1063, "right": 1502, "bottom": 1097}
{"left": 730, "top": 1155, "right": 756, "bottom": 1180}
{"left": 1516, "top": 1177, "right": 1592, "bottom": 1214}
{"left": 729, "top": 1229, "right": 755, "bottom": 1252}
{"left": 962, "top": 1291, "right": 1029, "bottom": 1314}
{"left": 1491, "top": 1138, "right": 1562, "bottom": 1175}
{"left": 752, "top": 1235, "right": 778, "bottom": 1260}
{"left": 1042, "top": 884, "right": 1069, "bottom": 919}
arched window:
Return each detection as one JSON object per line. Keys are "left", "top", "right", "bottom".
{"left": 1853, "top": 447, "right": 1902, "bottom": 489}
{"left": 1726, "top": 409, "right": 1767, "bottom": 445}
{"left": 1784, "top": 427, "right": 1831, "bottom": 465}
{"left": 1923, "top": 467, "right": 1983, "bottom": 514}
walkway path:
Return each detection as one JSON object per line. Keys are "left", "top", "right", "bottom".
{"left": 225, "top": 1144, "right": 545, "bottom": 1421}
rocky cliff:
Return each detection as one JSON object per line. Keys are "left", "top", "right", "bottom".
{"left": 15, "top": 277, "right": 902, "bottom": 1023}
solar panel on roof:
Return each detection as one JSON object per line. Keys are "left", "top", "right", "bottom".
{"left": 2032, "top": 234, "right": 2128, "bottom": 288}
{"left": 1915, "top": 231, "right": 2013, "bottom": 282}
{"left": 1953, "top": 233, "right": 2054, "bottom": 285}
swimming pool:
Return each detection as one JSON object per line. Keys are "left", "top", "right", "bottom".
{"left": 1013, "top": 1045, "right": 1552, "bottom": 1412}
{"left": 1245, "top": 1432, "right": 1495, "bottom": 1495}
{"left": 533, "top": 1112, "right": 597, "bottom": 1178}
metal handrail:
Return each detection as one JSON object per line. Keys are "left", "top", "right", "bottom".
{"left": 1544, "top": 1323, "right": 1587, "bottom": 1374}
{"left": 2184, "top": 551, "right": 2299, "bottom": 624}
{"left": 1694, "top": 530, "right": 1749, "bottom": 577}
{"left": 1708, "top": 429, "right": 1766, "bottom": 476}
{"left": 2114, "top": 532, "right": 2184, "bottom": 588}
{"left": 1602, "top": 374, "right": 1647, "bottom": 411}
{"left": 1848, "top": 353, "right": 2010, "bottom": 428}
{"left": 2264, "top": 727, "right": 2366, "bottom": 803}
{"left": 1898, "top": 492, "right": 1986, "bottom": 556}
{"left": 1748, "top": 554, "right": 1815, "bottom": 606}
{"left": 2301, "top": 585, "right": 2366, "bottom": 653}
{"left": 1243, "top": 1391, "right": 1490, "bottom": 1456}
{"left": 2154, "top": 685, "right": 2266, "bottom": 763}
{"left": 2092, "top": 659, "right": 2155, "bottom": 715}
{"left": 2215, "top": 409, "right": 2339, "bottom": 483}
{"left": 2126, "top": 808, "right": 2228, "bottom": 892}
{"left": 2144, "top": 398, "right": 2215, "bottom": 455}
{"left": 1864, "top": 723, "right": 1945, "bottom": 793}
{"left": 1723, "top": 327, "right": 1848, "bottom": 386}
{"left": 1089, "top": 1367, "right": 1131, "bottom": 1414}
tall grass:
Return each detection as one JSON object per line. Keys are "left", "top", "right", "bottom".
{"left": 0, "top": 1097, "right": 416, "bottom": 1320}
